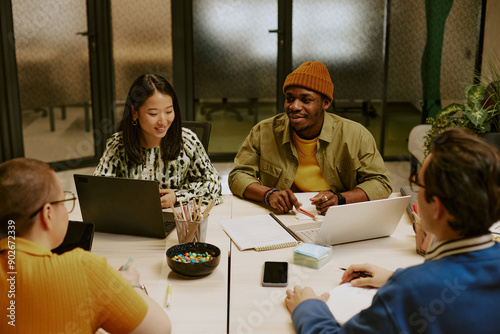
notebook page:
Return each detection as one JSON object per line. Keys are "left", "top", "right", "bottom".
{"left": 292, "top": 192, "right": 324, "bottom": 220}
{"left": 219, "top": 214, "right": 297, "bottom": 250}
{"left": 326, "top": 283, "right": 377, "bottom": 325}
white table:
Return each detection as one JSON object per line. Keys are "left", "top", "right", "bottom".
{"left": 70, "top": 194, "right": 232, "bottom": 334}
{"left": 69, "top": 193, "right": 424, "bottom": 333}
{"left": 228, "top": 196, "right": 424, "bottom": 333}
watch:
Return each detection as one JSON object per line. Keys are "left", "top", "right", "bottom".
{"left": 131, "top": 283, "right": 149, "bottom": 295}
{"left": 333, "top": 192, "right": 346, "bottom": 205}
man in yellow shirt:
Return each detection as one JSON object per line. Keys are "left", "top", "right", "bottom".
{"left": 229, "top": 61, "right": 391, "bottom": 214}
{"left": 0, "top": 158, "right": 171, "bottom": 333}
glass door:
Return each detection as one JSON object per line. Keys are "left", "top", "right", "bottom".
{"left": 110, "top": 0, "right": 173, "bottom": 123}
{"left": 12, "top": 0, "right": 94, "bottom": 163}
{"left": 292, "top": 0, "right": 482, "bottom": 159}
{"left": 292, "top": 0, "right": 392, "bottom": 153}
{"left": 192, "top": 0, "right": 278, "bottom": 157}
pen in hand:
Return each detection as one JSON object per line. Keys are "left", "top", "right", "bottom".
{"left": 340, "top": 267, "right": 373, "bottom": 277}
{"left": 120, "top": 256, "right": 134, "bottom": 271}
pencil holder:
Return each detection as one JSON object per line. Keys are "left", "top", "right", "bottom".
{"left": 413, "top": 214, "right": 436, "bottom": 256}
{"left": 175, "top": 215, "right": 209, "bottom": 244}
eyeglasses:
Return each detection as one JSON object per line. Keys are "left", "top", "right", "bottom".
{"left": 409, "top": 174, "right": 426, "bottom": 193}
{"left": 29, "top": 191, "right": 77, "bottom": 219}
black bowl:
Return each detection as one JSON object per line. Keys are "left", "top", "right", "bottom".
{"left": 166, "top": 242, "right": 221, "bottom": 277}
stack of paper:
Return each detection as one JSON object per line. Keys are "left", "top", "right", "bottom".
{"left": 293, "top": 243, "right": 332, "bottom": 269}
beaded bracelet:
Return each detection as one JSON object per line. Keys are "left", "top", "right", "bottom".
{"left": 264, "top": 188, "right": 279, "bottom": 206}
{"left": 262, "top": 187, "right": 276, "bottom": 203}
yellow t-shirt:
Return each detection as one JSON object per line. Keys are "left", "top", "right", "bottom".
{"left": 292, "top": 132, "right": 330, "bottom": 192}
{"left": 0, "top": 237, "right": 148, "bottom": 334}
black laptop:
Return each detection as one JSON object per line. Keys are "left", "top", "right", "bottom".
{"left": 74, "top": 174, "right": 175, "bottom": 238}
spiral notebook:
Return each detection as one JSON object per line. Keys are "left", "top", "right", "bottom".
{"left": 219, "top": 214, "right": 300, "bottom": 251}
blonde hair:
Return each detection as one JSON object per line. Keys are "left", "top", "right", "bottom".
{"left": 0, "top": 158, "right": 57, "bottom": 236}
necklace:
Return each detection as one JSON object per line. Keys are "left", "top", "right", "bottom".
{"left": 296, "top": 146, "right": 317, "bottom": 158}
{"left": 292, "top": 135, "right": 317, "bottom": 158}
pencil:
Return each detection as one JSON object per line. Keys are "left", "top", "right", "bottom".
{"left": 203, "top": 199, "right": 215, "bottom": 216}
{"left": 339, "top": 267, "right": 373, "bottom": 277}
{"left": 169, "top": 204, "right": 181, "bottom": 220}
{"left": 297, "top": 207, "right": 316, "bottom": 219}
{"left": 191, "top": 199, "right": 197, "bottom": 221}
{"left": 179, "top": 200, "right": 187, "bottom": 220}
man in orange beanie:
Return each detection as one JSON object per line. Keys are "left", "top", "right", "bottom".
{"left": 229, "top": 61, "right": 391, "bottom": 214}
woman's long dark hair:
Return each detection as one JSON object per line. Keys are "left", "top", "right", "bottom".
{"left": 118, "top": 74, "right": 182, "bottom": 165}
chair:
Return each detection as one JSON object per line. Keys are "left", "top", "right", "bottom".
{"left": 332, "top": 100, "right": 376, "bottom": 126}
{"left": 181, "top": 121, "right": 212, "bottom": 153}
{"left": 196, "top": 98, "right": 259, "bottom": 124}
{"left": 408, "top": 124, "right": 431, "bottom": 176}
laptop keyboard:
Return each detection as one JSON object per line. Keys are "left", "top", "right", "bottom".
{"left": 164, "top": 220, "right": 176, "bottom": 237}
{"left": 296, "top": 228, "right": 319, "bottom": 244}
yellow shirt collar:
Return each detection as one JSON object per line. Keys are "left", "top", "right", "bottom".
{"left": 0, "top": 237, "right": 53, "bottom": 257}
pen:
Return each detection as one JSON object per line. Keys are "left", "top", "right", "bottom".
{"left": 339, "top": 267, "right": 373, "bottom": 277}
{"left": 166, "top": 284, "right": 172, "bottom": 308}
{"left": 120, "top": 256, "right": 133, "bottom": 271}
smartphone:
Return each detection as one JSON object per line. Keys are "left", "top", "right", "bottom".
{"left": 262, "top": 261, "right": 288, "bottom": 287}
{"left": 51, "top": 221, "right": 95, "bottom": 254}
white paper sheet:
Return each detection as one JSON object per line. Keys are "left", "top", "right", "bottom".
{"left": 292, "top": 192, "right": 324, "bottom": 220}
{"left": 326, "top": 283, "right": 378, "bottom": 325}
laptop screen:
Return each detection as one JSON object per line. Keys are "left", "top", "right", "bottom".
{"left": 74, "top": 174, "right": 170, "bottom": 238}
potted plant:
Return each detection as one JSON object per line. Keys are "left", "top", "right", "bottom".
{"left": 423, "top": 57, "right": 500, "bottom": 154}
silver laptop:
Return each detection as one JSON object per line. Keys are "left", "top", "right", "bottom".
{"left": 74, "top": 174, "right": 175, "bottom": 238}
{"left": 289, "top": 196, "right": 411, "bottom": 246}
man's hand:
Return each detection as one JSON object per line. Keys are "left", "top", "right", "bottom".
{"left": 159, "top": 188, "right": 177, "bottom": 209}
{"left": 310, "top": 191, "right": 337, "bottom": 215}
{"left": 268, "top": 189, "right": 301, "bottom": 213}
{"left": 285, "top": 286, "right": 330, "bottom": 314}
{"left": 340, "top": 263, "right": 394, "bottom": 288}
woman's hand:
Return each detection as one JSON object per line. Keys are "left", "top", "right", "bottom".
{"left": 159, "top": 188, "right": 177, "bottom": 209}
{"left": 340, "top": 263, "right": 394, "bottom": 288}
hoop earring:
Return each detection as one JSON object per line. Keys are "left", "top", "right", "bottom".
{"left": 132, "top": 119, "right": 138, "bottom": 126}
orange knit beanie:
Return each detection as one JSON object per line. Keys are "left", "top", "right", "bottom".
{"left": 282, "top": 61, "right": 334, "bottom": 100}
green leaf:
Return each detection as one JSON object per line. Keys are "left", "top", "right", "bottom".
{"left": 465, "top": 85, "right": 486, "bottom": 105}
{"left": 463, "top": 103, "right": 488, "bottom": 127}
{"left": 478, "top": 123, "right": 491, "bottom": 133}
{"left": 437, "top": 103, "right": 463, "bottom": 118}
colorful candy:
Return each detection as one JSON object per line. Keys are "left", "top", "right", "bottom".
{"left": 171, "top": 252, "right": 214, "bottom": 263}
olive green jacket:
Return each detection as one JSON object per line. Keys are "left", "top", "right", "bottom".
{"left": 228, "top": 112, "right": 392, "bottom": 200}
